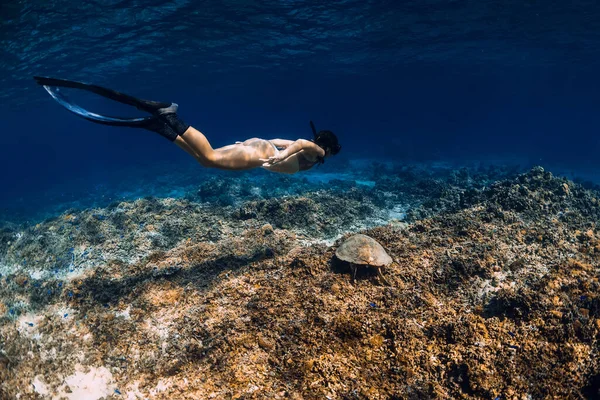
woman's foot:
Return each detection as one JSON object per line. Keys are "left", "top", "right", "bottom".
{"left": 140, "top": 118, "right": 179, "bottom": 142}
{"left": 134, "top": 100, "right": 190, "bottom": 136}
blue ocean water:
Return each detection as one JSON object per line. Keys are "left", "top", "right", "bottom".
{"left": 1, "top": 0, "right": 599, "bottom": 221}
{"left": 3, "top": 3, "right": 600, "bottom": 398}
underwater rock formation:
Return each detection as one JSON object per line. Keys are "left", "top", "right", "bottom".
{"left": 0, "top": 165, "right": 598, "bottom": 399}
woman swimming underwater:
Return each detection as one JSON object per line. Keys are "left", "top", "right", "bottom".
{"left": 33, "top": 76, "right": 341, "bottom": 174}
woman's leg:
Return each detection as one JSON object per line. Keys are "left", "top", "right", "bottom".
{"left": 178, "top": 126, "right": 265, "bottom": 170}
{"left": 173, "top": 136, "right": 211, "bottom": 167}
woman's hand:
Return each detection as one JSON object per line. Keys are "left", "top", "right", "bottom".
{"left": 259, "top": 155, "right": 284, "bottom": 166}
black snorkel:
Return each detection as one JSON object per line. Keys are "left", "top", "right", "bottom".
{"left": 310, "top": 120, "right": 318, "bottom": 138}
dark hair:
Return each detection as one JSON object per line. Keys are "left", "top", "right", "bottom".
{"left": 309, "top": 121, "right": 341, "bottom": 164}
{"left": 314, "top": 130, "right": 341, "bottom": 155}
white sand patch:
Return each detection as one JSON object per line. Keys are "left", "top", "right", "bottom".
{"left": 124, "top": 381, "right": 146, "bottom": 400}
{"left": 55, "top": 306, "right": 76, "bottom": 319}
{"left": 143, "top": 315, "right": 172, "bottom": 340}
{"left": 65, "top": 266, "right": 94, "bottom": 279}
{"left": 0, "top": 264, "right": 59, "bottom": 280}
{"left": 250, "top": 186, "right": 262, "bottom": 197}
{"left": 149, "top": 378, "right": 173, "bottom": 395}
{"left": 299, "top": 172, "right": 353, "bottom": 184}
{"left": 355, "top": 180, "right": 376, "bottom": 187}
{"left": 32, "top": 375, "right": 49, "bottom": 396}
{"left": 0, "top": 262, "right": 22, "bottom": 277}
{"left": 388, "top": 204, "right": 408, "bottom": 220}
{"left": 29, "top": 269, "right": 46, "bottom": 279}
{"left": 478, "top": 271, "right": 512, "bottom": 298}
{"left": 7, "top": 264, "right": 90, "bottom": 281}
{"left": 57, "top": 365, "right": 115, "bottom": 400}
{"left": 17, "top": 312, "right": 44, "bottom": 339}
{"left": 30, "top": 332, "right": 43, "bottom": 341}
{"left": 39, "top": 346, "right": 58, "bottom": 362}
{"left": 116, "top": 305, "right": 131, "bottom": 319}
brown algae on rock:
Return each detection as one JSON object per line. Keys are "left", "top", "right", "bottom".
{"left": 0, "top": 165, "right": 599, "bottom": 399}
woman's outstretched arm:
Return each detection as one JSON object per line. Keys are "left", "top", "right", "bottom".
{"left": 268, "top": 139, "right": 295, "bottom": 149}
{"left": 262, "top": 139, "right": 324, "bottom": 165}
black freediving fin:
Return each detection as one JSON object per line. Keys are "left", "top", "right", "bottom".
{"left": 33, "top": 76, "right": 171, "bottom": 112}
{"left": 40, "top": 84, "right": 154, "bottom": 127}
{"left": 33, "top": 76, "right": 184, "bottom": 141}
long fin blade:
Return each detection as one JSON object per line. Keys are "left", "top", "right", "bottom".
{"left": 42, "top": 85, "right": 152, "bottom": 126}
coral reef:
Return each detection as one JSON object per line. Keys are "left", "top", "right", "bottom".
{"left": 0, "top": 164, "right": 598, "bottom": 399}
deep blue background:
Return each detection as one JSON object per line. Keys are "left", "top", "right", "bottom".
{"left": 1, "top": 0, "right": 599, "bottom": 219}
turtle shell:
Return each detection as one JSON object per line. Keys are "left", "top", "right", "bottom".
{"left": 335, "top": 234, "right": 392, "bottom": 268}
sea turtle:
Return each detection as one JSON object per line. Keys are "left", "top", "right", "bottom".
{"left": 335, "top": 234, "right": 393, "bottom": 284}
